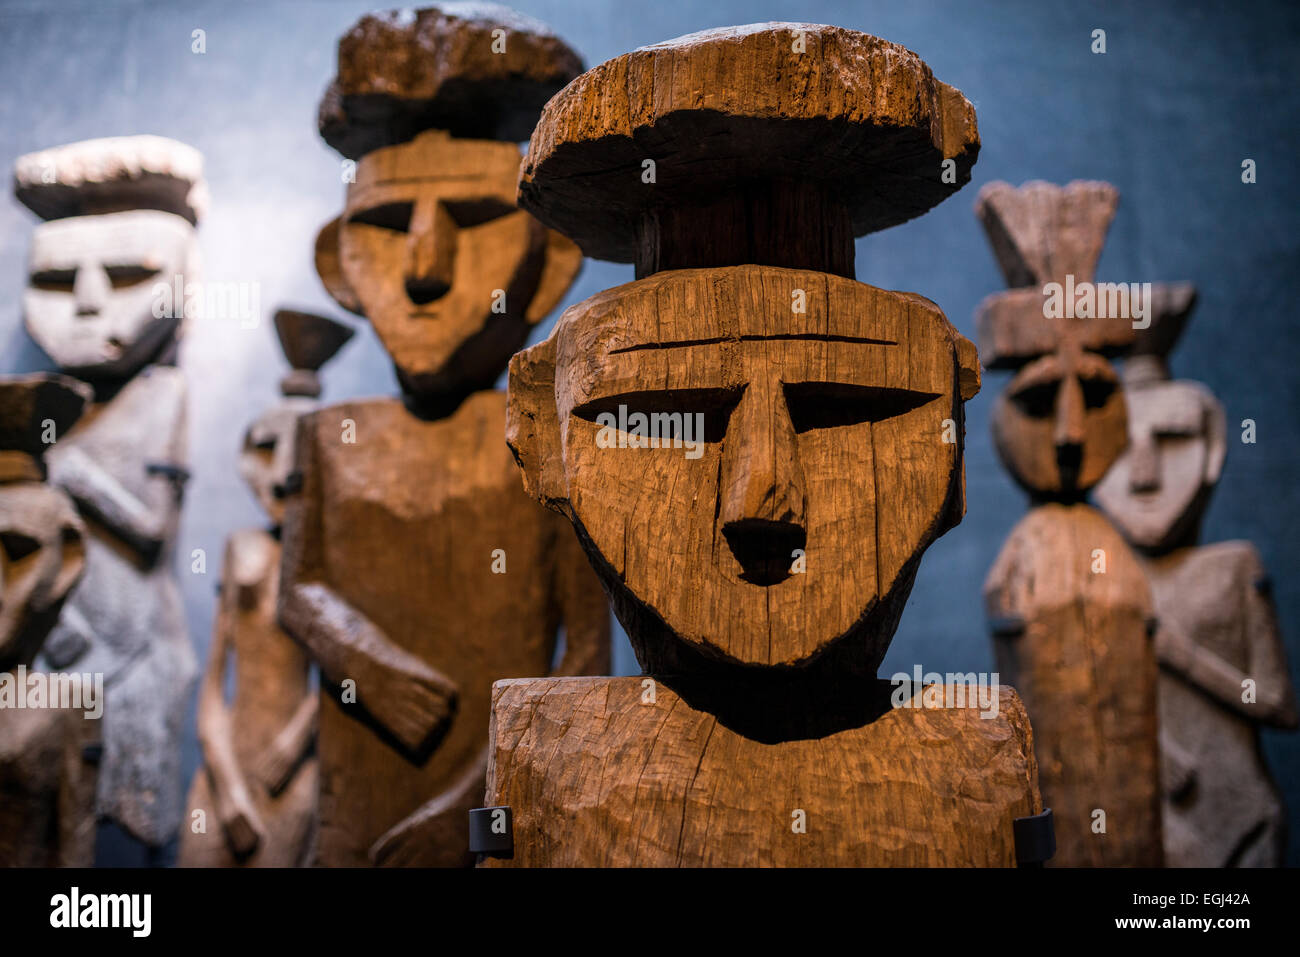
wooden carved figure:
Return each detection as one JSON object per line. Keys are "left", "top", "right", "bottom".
{"left": 1095, "top": 290, "right": 1298, "bottom": 866}
{"left": 277, "top": 5, "right": 609, "bottom": 867}
{"left": 179, "top": 309, "right": 354, "bottom": 867}
{"left": 0, "top": 375, "right": 100, "bottom": 866}
{"left": 14, "top": 136, "right": 203, "bottom": 860}
{"left": 977, "top": 180, "right": 1162, "bottom": 866}
{"left": 491, "top": 24, "right": 1046, "bottom": 867}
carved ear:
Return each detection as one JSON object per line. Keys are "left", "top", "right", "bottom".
{"left": 44, "top": 522, "right": 85, "bottom": 612}
{"left": 937, "top": 332, "right": 980, "bottom": 537}
{"left": 505, "top": 333, "right": 566, "bottom": 507}
{"left": 314, "top": 216, "right": 365, "bottom": 316}
{"left": 1203, "top": 387, "right": 1228, "bottom": 486}
{"left": 955, "top": 332, "right": 981, "bottom": 401}
{"left": 524, "top": 228, "right": 583, "bottom": 324}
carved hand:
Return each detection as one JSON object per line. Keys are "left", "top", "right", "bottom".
{"left": 252, "top": 695, "right": 318, "bottom": 796}
{"left": 361, "top": 648, "right": 459, "bottom": 756}
{"left": 368, "top": 745, "right": 488, "bottom": 867}
{"left": 252, "top": 736, "right": 300, "bottom": 797}
{"left": 50, "top": 445, "right": 169, "bottom": 557}
{"left": 212, "top": 775, "right": 267, "bottom": 860}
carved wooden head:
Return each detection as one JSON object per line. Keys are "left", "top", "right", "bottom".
{"left": 238, "top": 309, "right": 352, "bottom": 525}
{"left": 988, "top": 332, "right": 1129, "bottom": 498}
{"left": 239, "top": 397, "right": 316, "bottom": 528}
{"left": 508, "top": 267, "right": 980, "bottom": 676}
{"left": 501, "top": 24, "right": 985, "bottom": 701}
{"left": 315, "top": 130, "right": 580, "bottom": 398}
{"left": 975, "top": 181, "right": 1137, "bottom": 500}
{"left": 1094, "top": 283, "right": 1220, "bottom": 551}
{"left": 14, "top": 136, "right": 206, "bottom": 380}
{"left": 24, "top": 212, "right": 198, "bottom": 378}
{"left": 0, "top": 374, "right": 90, "bottom": 670}
{"left": 1094, "top": 380, "right": 1224, "bottom": 550}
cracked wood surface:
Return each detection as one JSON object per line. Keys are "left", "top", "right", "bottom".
{"left": 484, "top": 676, "right": 1040, "bottom": 867}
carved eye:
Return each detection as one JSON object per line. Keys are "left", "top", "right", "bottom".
{"left": 0, "top": 531, "right": 41, "bottom": 563}
{"left": 442, "top": 199, "right": 516, "bottom": 228}
{"left": 106, "top": 265, "right": 161, "bottom": 289}
{"left": 1011, "top": 381, "right": 1057, "bottom": 419}
{"left": 30, "top": 269, "right": 77, "bottom": 292}
{"left": 348, "top": 202, "right": 414, "bottom": 233}
{"left": 782, "top": 382, "right": 939, "bottom": 432}
{"left": 572, "top": 388, "right": 741, "bottom": 443}
{"left": 1080, "top": 377, "right": 1115, "bottom": 409}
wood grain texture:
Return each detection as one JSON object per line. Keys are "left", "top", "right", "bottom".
{"left": 319, "top": 4, "right": 583, "bottom": 158}
{"left": 178, "top": 314, "right": 348, "bottom": 867}
{"left": 179, "top": 530, "right": 317, "bottom": 867}
{"left": 42, "top": 367, "right": 196, "bottom": 849}
{"left": 1094, "top": 299, "right": 1297, "bottom": 866}
{"left": 985, "top": 504, "right": 1158, "bottom": 866}
{"left": 0, "top": 374, "right": 98, "bottom": 867}
{"left": 0, "top": 699, "right": 100, "bottom": 867}
{"left": 315, "top": 130, "right": 582, "bottom": 401}
{"left": 1145, "top": 542, "right": 1297, "bottom": 866}
{"left": 286, "top": 8, "right": 606, "bottom": 866}
{"left": 494, "top": 23, "right": 1042, "bottom": 867}
{"left": 484, "top": 676, "right": 1040, "bottom": 867}
{"left": 975, "top": 180, "right": 1117, "bottom": 290}
{"left": 14, "top": 135, "right": 207, "bottom": 225}
{"left": 278, "top": 390, "right": 609, "bottom": 866}
{"left": 509, "top": 266, "right": 979, "bottom": 719}
{"left": 978, "top": 180, "right": 1163, "bottom": 865}
{"left": 518, "top": 23, "right": 979, "bottom": 265}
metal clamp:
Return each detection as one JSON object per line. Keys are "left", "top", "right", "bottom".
{"left": 1013, "top": 807, "right": 1056, "bottom": 867}
{"left": 468, "top": 806, "right": 513, "bottom": 858}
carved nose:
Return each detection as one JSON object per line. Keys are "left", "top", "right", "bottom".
{"left": 73, "top": 263, "right": 110, "bottom": 316}
{"left": 1053, "top": 376, "right": 1086, "bottom": 448}
{"left": 404, "top": 201, "right": 458, "bottom": 307}
{"left": 1128, "top": 437, "right": 1161, "bottom": 493}
{"left": 1053, "top": 376, "right": 1087, "bottom": 491}
{"left": 718, "top": 382, "right": 807, "bottom": 586}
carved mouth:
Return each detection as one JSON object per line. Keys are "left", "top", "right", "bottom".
{"left": 723, "top": 518, "right": 807, "bottom": 586}
{"left": 1056, "top": 443, "right": 1082, "bottom": 492}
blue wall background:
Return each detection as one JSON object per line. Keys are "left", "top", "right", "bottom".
{"left": 1, "top": 0, "right": 1296, "bottom": 864}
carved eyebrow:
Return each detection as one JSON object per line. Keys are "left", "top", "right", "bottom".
{"left": 608, "top": 333, "right": 896, "bottom": 354}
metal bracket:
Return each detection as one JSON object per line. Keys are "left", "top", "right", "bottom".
{"left": 1013, "top": 807, "right": 1056, "bottom": 867}
{"left": 468, "top": 806, "right": 513, "bottom": 858}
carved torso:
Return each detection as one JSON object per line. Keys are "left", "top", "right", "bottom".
{"left": 486, "top": 677, "right": 1039, "bottom": 867}
{"left": 292, "top": 389, "right": 587, "bottom": 865}
{"left": 985, "top": 503, "right": 1160, "bottom": 866}
{"left": 1148, "top": 540, "right": 1290, "bottom": 866}
{"left": 43, "top": 365, "right": 197, "bottom": 847}
{"left": 178, "top": 528, "right": 317, "bottom": 867}
{"left": 226, "top": 531, "right": 311, "bottom": 755}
